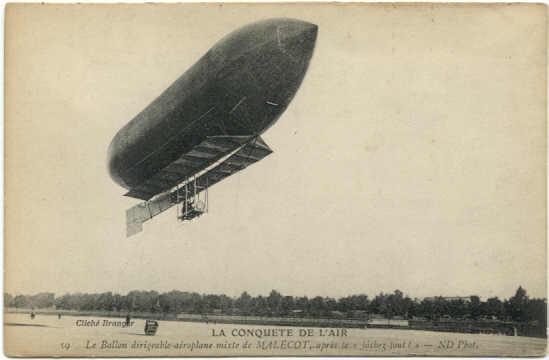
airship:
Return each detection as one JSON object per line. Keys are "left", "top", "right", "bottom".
{"left": 108, "top": 18, "right": 318, "bottom": 236}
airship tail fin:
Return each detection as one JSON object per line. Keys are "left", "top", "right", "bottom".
{"left": 126, "top": 136, "right": 273, "bottom": 237}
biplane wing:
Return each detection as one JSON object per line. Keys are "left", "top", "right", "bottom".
{"left": 126, "top": 136, "right": 272, "bottom": 237}
{"left": 125, "top": 135, "right": 261, "bottom": 201}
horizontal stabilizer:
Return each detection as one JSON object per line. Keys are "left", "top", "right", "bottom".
{"left": 126, "top": 136, "right": 272, "bottom": 237}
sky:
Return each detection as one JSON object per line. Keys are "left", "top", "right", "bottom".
{"left": 5, "top": 4, "right": 547, "bottom": 300}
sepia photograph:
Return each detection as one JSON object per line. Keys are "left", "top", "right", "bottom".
{"left": 3, "top": 3, "right": 547, "bottom": 357}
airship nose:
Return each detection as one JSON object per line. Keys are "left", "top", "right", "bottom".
{"left": 276, "top": 19, "right": 318, "bottom": 39}
{"left": 275, "top": 19, "right": 318, "bottom": 62}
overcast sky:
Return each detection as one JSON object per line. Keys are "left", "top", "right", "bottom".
{"left": 5, "top": 4, "right": 546, "bottom": 300}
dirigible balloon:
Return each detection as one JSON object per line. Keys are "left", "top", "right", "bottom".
{"left": 108, "top": 18, "right": 318, "bottom": 236}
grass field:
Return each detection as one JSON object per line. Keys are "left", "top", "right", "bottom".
{"left": 4, "top": 313, "right": 546, "bottom": 357}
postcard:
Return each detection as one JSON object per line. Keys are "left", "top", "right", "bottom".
{"left": 4, "top": 3, "right": 547, "bottom": 357}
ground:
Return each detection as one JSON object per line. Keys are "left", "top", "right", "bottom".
{"left": 4, "top": 313, "right": 546, "bottom": 357}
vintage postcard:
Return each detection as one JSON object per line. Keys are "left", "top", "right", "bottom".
{"left": 4, "top": 2, "right": 547, "bottom": 357}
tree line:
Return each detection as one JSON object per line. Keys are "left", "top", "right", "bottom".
{"left": 4, "top": 286, "right": 546, "bottom": 325}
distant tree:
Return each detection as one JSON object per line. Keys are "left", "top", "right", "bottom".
{"left": 202, "top": 294, "right": 220, "bottom": 313}
{"left": 188, "top": 293, "right": 203, "bottom": 313}
{"left": 417, "top": 299, "right": 434, "bottom": 319}
{"left": 112, "top": 293, "right": 125, "bottom": 312}
{"left": 4, "top": 293, "right": 13, "bottom": 308}
{"left": 218, "top": 294, "right": 233, "bottom": 313}
{"left": 251, "top": 296, "right": 268, "bottom": 316}
{"left": 386, "top": 290, "right": 409, "bottom": 318}
{"left": 325, "top": 297, "right": 337, "bottom": 313}
{"left": 280, "top": 296, "right": 295, "bottom": 316}
{"left": 484, "top": 297, "right": 504, "bottom": 319}
{"left": 96, "top": 292, "right": 114, "bottom": 311}
{"left": 469, "top": 295, "right": 481, "bottom": 319}
{"left": 13, "top": 295, "right": 28, "bottom": 309}
{"left": 267, "top": 290, "right": 283, "bottom": 315}
{"left": 235, "top": 291, "right": 252, "bottom": 315}
{"left": 126, "top": 290, "right": 159, "bottom": 313}
{"left": 54, "top": 294, "right": 70, "bottom": 310}
{"left": 446, "top": 299, "right": 468, "bottom": 319}
{"left": 309, "top": 296, "right": 326, "bottom": 316}
{"left": 336, "top": 296, "right": 352, "bottom": 313}
{"left": 352, "top": 295, "right": 370, "bottom": 311}
{"left": 506, "top": 286, "right": 529, "bottom": 321}
{"left": 407, "top": 298, "right": 420, "bottom": 318}
{"left": 368, "top": 293, "right": 387, "bottom": 314}
{"left": 432, "top": 297, "right": 449, "bottom": 320}
{"left": 525, "top": 298, "right": 547, "bottom": 328}
{"left": 295, "top": 296, "right": 310, "bottom": 314}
